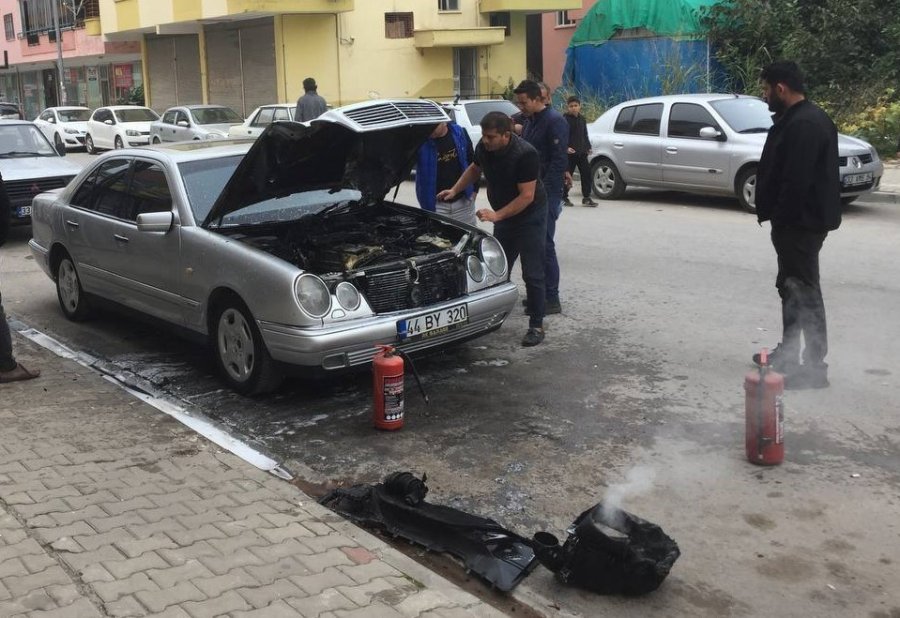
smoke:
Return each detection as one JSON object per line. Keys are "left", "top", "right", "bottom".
{"left": 599, "top": 465, "right": 656, "bottom": 530}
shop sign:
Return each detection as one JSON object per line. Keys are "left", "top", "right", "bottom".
{"left": 87, "top": 67, "right": 98, "bottom": 81}
{"left": 113, "top": 64, "right": 133, "bottom": 88}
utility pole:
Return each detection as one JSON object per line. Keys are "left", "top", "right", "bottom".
{"left": 51, "top": 0, "right": 67, "bottom": 105}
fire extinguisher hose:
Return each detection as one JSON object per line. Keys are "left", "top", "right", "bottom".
{"left": 395, "top": 348, "right": 430, "bottom": 404}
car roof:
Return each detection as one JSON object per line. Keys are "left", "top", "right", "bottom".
{"left": 612, "top": 93, "right": 758, "bottom": 106}
{"left": 112, "top": 139, "right": 254, "bottom": 164}
{"left": 166, "top": 104, "right": 234, "bottom": 110}
{"left": 0, "top": 119, "right": 35, "bottom": 126}
{"left": 98, "top": 105, "right": 155, "bottom": 111}
{"left": 45, "top": 106, "right": 90, "bottom": 111}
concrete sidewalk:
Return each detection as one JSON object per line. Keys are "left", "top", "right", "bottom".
{"left": 0, "top": 334, "right": 507, "bottom": 618}
{"left": 862, "top": 158, "right": 900, "bottom": 204}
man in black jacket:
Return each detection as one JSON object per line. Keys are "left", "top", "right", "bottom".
{"left": 754, "top": 61, "right": 841, "bottom": 389}
{"left": 562, "top": 96, "right": 596, "bottom": 207}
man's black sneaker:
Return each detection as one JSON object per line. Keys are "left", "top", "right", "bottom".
{"left": 752, "top": 345, "right": 790, "bottom": 367}
{"left": 582, "top": 197, "right": 598, "bottom": 206}
{"left": 563, "top": 198, "right": 574, "bottom": 207}
{"left": 784, "top": 366, "right": 830, "bottom": 390}
{"left": 521, "top": 327, "right": 545, "bottom": 347}
{"left": 545, "top": 299, "right": 562, "bottom": 314}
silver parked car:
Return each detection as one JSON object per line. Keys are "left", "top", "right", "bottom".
{"left": 150, "top": 105, "right": 244, "bottom": 143}
{"left": 0, "top": 120, "right": 81, "bottom": 246}
{"left": 227, "top": 104, "right": 295, "bottom": 139}
{"left": 29, "top": 99, "right": 517, "bottom": 394}
{"left": 587, "top": 94, "right": 884, "bottom": 212}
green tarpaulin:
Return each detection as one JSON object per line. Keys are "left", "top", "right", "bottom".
{"left": 570, "top": 0, "right": 719, "bottom": 46}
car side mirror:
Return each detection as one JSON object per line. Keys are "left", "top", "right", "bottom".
{"left": 136, "top": 211, "right": 174, "bottom": 232}
{"left": 104, "top": 119, "right": 114, "bottom": 125}
{"left": 699, "top": 126, "right": 725, "bottom": 141}
{"left": 48, "top": 117, "right": 56, "bottom": 124}
{"left": 177, "top": 120, "right": 189, "bottom": 127}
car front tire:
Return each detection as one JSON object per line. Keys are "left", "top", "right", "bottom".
{"left": 54, "top": 133, "right": 65, "bottom": 152}
{"left": 151, "top": 136, "right": 161, "bottom": 144}
{"left": 84, "top": 134, "right": 95, "bottom": 154}
{"left": 56, "top": 254, "right": 92, "bottom": 321}
{"left": 736, "top": 166, "right": 757, "bottom": 214}
{"left": 210, "top": 297, "right": 282, "bottom": 396}
{"left": 591, "top": 157, "right": 627, "bottom": 200}
{"left": 114, "top": 136, "right": 124, "bottom": 149}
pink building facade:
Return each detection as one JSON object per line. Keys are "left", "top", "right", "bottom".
{"left": 540, "top": 1, "right": 593, "bottom": 92}
{"left": 0, "top": 0, "right": 140, "bottom": 119}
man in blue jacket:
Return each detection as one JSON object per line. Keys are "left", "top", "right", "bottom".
{"left": 415, "top": 121, "right": 477, "bottom": 226}
{"left": 754, "top": 61, "right": 841, "bottom": 389}
{"left": 515, "top": 80, "right": 569, "bottom": 315}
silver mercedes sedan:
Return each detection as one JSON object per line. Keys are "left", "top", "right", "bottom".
{"left": 29, "top": 99, "right": 518, "bottom": 394}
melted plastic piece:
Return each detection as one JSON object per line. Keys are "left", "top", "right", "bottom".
{"left": 320, "top": 473, "right": 537, "bottom": 592}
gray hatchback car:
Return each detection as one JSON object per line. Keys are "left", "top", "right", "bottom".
{"left": 587, "top": 94, "right": 884, "bottom": 212}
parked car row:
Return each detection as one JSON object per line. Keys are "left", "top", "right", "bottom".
{"left": 30, "top": 102, "right": 300, "bottom": 155}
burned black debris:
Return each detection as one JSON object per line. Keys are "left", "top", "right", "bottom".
{"left": 320, "top": 473, "right": 538, "bottom": 592}
{"left": 532, "top": 501, "right": 680, "bottom": 596}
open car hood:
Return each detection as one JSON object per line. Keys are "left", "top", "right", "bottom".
{"left": 202, "top": 99, "right": 448, "bottom": 227}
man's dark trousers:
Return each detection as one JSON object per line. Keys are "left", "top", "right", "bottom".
{"left": 493, "top": 219, "right": 546, "bottom": 328}
{"left": 771, "top": 226, "right": 828, "bottom": 367}
{"left": 543, "top": 181, "right": 562, "bottom": 304}
{"left": 564, "top": 153, "right": 592, "bottom": 199}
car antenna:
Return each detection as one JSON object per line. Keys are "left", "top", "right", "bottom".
{"left": 453, "top": 93, "right": 460, "bottom": 105}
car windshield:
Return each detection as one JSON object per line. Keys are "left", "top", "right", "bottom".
{"left": 0, "top": 124, "right": 58, "bottom": 158}
{"left": 113, "top": 108, "right": 159, "bottom": 123}
{"left": 179, "top": 155, "right": 362, "bottom": 225}
{"left": 709, "top": 97, "right": 773, "bottom": 134}
{"left": 58, "top": 109, "right": 91, "bottom": 122}
{"left": 191, "top": 107, "right": 243, "bottom": 125}
{"left": 462, "top": 100, "right": 520, "bottom": 125}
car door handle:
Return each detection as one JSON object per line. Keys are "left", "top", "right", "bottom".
{"left": 612, "top": 142, "right": 624, "bottom": 148}
{"left": 64, "top": 219, "right": 79, "bottom": 228}
{"left": 113, "top": 234, "right": 130, "bottom": 243}
{"left": 665, "top": 146, "right": 678, "bottom": 153}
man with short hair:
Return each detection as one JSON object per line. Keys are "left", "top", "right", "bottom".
{"left": 437, "top": 112, "right": 548, "bottom": 346}
{"left": 563, "top": 96, "right": 596, "bottom": 207}
{"left": 754, "top": 60, "right": 841, "bottom": 389}
{"left": 514, "top": 79, "right": 569, "bottom": 315}
{"left": 294, "top": 77, "right": 327, "bottom": 122}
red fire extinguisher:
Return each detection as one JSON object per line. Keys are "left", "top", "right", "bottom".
{"left": 744, "top": 348, "right": 785, "bottom": 465}
{"left": 372, "top": 345, "right": 429, "bottom": 431}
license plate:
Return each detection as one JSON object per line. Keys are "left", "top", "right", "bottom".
{"left": 842, "top": 172, "right": 872, "bottom": 187}
{"left": 398, "top": 304, "right": 468, "bottom": 342}
{"left": 15, "top": 205, "right": 31, "bottom": 218}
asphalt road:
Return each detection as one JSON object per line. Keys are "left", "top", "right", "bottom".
{"left": 2, "top": 153, "right": 899, "bottom": 617}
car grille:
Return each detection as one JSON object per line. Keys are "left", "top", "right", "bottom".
{"left": 344, "top": 101, "right": 447, "bottom": 129}
{"left": 4, "top": 176, "right": 74, "bottom": 207}
{"left": 839, "top": 153, "right": 873, "bottom": 166}
{"left": 360, "top": 253, "right": 465, "bottom": 313}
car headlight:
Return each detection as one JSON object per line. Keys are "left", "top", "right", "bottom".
{"left": 869, "top": 146, "right": 879, "bottom": 161}
{"left": 64, "top": 127, "right": 79, "bottom": 134}
{"left": 479, "top": 236, "right": 507, "bottom": 276}
{"left": 295, "top": 274, "right": 331, "bottom": 317}
{"left": 335, "top": 281, "right": 361, "bottom": 311}
{"left": 125, "top": 129, "right": 141, "bottom": 137}
{"left": 466, "top": 255, "right": 485, "bottom": 282}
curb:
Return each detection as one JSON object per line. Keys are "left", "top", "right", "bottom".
{"left": 857, "top": 191, "right": 899, "bottom": 205}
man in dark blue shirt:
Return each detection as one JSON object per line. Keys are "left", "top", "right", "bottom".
{"left": 514, "top": 80, "right": 569, "bottom": 315}
{"left": 438, "top": 112, "right": 548, "bottom": 347}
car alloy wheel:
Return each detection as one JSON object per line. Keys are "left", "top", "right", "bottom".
{"left": 211, "top": 298, "right": 281, "bottom": 395}
{"left": 736, "top": 166, "right": 757, "bottom": 214}
{"left": 84, "top": 134, "right": 95, "bottom": 154}
{"left": 54, "top": 132, "right": 65, "bottom": 152}
{"left": 591, "top": 158, "right": 626, "bottom": 199}
{"left": 114, "top": 135, "right": 124, "bottom": 149}
{"left": 56, "top": 254, "right": 91, "bottom": 321}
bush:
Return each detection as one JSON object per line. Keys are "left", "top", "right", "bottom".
{"left": 833, "top": 89, "right": 900, "bottom": 157}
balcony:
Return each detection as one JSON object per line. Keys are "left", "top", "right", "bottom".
{"left": 223, "top": 0, "right": 354, "bottom": 14}
{"left": 414, "top": 27, "right": 505, "bottom": 48}
{"left": 479, "top": 0, "right": 581, "bottom": 12}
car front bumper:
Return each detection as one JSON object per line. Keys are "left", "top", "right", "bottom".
{"left": 259, "top": 281, "right": 519, "bottom": 370}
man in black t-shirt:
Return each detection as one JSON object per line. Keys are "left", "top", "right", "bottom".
{"left": 415, "top": 121, "right": 476, "bottom": 225}
{"left": 437, "top": 112, "right": 548, "bottom": 347}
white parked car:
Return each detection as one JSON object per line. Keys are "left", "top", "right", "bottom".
{"left": 34, "top": 106, "right": 91, "bottom": 152}
{"left": 85, "top": 105, "right": 160, "bottom": 153}
{"left": 441, "top": 98, "right": 521, "bottom": 146}
{"left": 586, "top": 94, "right": 884, "bottom": 212}
{"left": 227, "top": 104, "right": 295, "bottom": 139}
{"left": 150, "top": 105, "right": 244, "bottom": 143}
{"left": 0, "top": 120, "right": 81, "bottom": 246}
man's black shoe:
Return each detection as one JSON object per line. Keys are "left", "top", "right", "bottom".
{"left": 582, "top": 197, "right": 597, "bottom": 206}
{"left": 563, "top": 198, "right": 574, "bottom": 207}
{"left": 784, "top": 366, "right": 830, "bottom": 390}
{"left": 521, "top": 327, "right": 545, "bottom": 347}
{"left": 752, "top": 344, "right": 791, "bottom": 367}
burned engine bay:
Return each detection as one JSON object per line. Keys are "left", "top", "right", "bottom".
{"left": 221, "top": 201, "right": 481, "bottom": 313}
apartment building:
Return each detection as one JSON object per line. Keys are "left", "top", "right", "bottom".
{"left": 98, "top": 0, "right": 579, "bottom": 116}
{"left": 0, "top": 0, "right": 141, "bottom": 118}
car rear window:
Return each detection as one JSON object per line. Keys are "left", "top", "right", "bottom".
{"left": 462, "top": 100, "right": 519, "bottom": 125}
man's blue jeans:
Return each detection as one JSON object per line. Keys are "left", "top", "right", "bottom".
{"left": 544, "top": 181, "right": 563, "bottom": 303}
